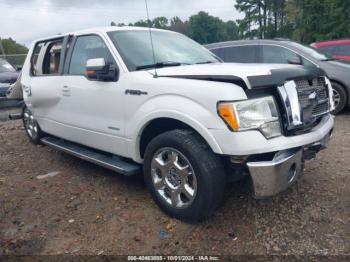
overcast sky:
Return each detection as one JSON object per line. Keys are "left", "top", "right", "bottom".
{"left": 0, "top": 0, "right": 242, "bottom": 47}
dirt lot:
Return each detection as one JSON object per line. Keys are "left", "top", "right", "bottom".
{"left": 0, "top": 109, "right": 349, "bottom": 257}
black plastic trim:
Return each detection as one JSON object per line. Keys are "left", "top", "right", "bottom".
{"left": 247, "top": 66, "right": 326, "bottom": 88}
{"left": 159, "top": 75, "right": 248, "bottom": 89}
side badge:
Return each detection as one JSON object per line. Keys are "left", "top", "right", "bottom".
{"left": 125, "top": 89, "right": 148, "bottom": 96}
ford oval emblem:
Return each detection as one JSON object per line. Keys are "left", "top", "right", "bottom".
{"left": 308, "top": 91, "right": 317, "bottom": 100}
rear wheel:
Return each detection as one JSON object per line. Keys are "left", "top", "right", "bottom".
{"left": 23, "top": 106, "right": 44, "bottom": 144}
{"left": 143, "top": 129, "right": 226, "bottom": 222}
{"left": 331, "top": 82, "right": 347, "bottom": 114}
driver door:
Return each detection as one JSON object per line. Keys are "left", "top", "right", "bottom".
{"left": 56, "top": 34, "right": 127, "bottom": 156}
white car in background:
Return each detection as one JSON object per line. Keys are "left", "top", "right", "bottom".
{"left": 21, "top": 27, "right": 334, "bottom": 221}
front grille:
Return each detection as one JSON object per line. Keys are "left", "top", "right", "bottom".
{"left": 295, "top": 77, "right": 329, "bottom": 118}
{"left": 278, "top": 77, "right": 330, "bottom": 135}
{"left": 312, "top": 101, "right": 329, "bottom": 116}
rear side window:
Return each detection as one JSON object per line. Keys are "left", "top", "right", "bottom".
{"left": 334, "top": 44, "right": 350, "bottom": 55}
{"left": 318, "top": 45, "right": 337, "bottom": 56}
{"left": 68, "top": 35, "right": 114, "bottom": 76}
{"left": 260, "top": 45, "right": 298, "bottom": 64}
{"left": 211, "top": 46, "right": 257, "bottom": 63}
{"left": 31, "top": 39, "right": 63, "bottom": 76}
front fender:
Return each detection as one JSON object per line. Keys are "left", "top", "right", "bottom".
{"left": 126, "top": 94, "right": 228, "bottom": 163}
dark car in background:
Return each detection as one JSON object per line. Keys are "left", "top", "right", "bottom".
{"left": 206, "top": 39, "right": 350, "bottom": 114}
{"left": 311, "top": 39, "right": 350, "bottom": 61}
{"left": 0, "top": 58, "right": 20, "bottom": 97}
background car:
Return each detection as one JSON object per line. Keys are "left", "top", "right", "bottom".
{"left": 0, "top": 58, "right": 20, "bottom": 97}
{"left": 311, "top": 39, "right": 350, "bottom": 61}
{"left": 206, "top": 39, "right": 350, "bottom": 114}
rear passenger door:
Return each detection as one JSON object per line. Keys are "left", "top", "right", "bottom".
{"left": 211, "top": 45, "right": 258, "bottom": 63}
{"left": 26, "top": 37, "right": 66, "bottom": 132}
{"left": 58, "top": 34, "right": 127, "bottom": 156}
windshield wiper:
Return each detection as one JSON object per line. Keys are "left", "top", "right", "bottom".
{"left": 135, "top": 61, "right": 183, "bottom": 71}
{"left": 195, "top": 61, "right": 216, "bottom": 64}
{"left": 322, "top": 58, "right": 337, "bottom": 61}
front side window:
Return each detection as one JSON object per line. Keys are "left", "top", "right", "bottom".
{"left": 261, "top": 45, "right": 298, "bottom": 64}
{"left": 0, "top": 58, "right": 15, "bottom": 73}
{"left": 318, "top": 45, "right": 337, "bottom": 56}
{"left": 288, "top": 42, "right": 329, "bottom": 60}
{"left": 212, "top": 46, "right": 257, "bottom": 63}
{"left": 108, "top": 30, "right": 220, "bottom": 71}
{"left": 69, "top": 35, "right": 114, "bottom": 76}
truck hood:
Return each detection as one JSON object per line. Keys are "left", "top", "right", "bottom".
{"left": 152, "top": 63, "right": 324, "bottom": 89}
{"left": 321, "top": 59, "right": 350, "bottom": 73}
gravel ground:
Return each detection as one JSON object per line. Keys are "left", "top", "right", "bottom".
{"left": 0, "top": 109, "right": 349, "bottom": 257}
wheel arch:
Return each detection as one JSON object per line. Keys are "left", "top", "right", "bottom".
{"left": 330, "top": 78, "right": 349, "bottom": 106}
{"left": 134, "top": 116, "right": 223, "bottom": 163}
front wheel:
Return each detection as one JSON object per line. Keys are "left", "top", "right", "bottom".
{"left": 143, "top": 129, "right": 226, "bottom": 222}
{"left": 331, "top": 82, "right": 347, "bottom": 114}
{"left": 23, "top": 106, "right": 45, "bottom": 144}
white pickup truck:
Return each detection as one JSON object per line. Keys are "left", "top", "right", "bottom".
{"left": 21, "top": 27, "right": 335, "bottom": 221}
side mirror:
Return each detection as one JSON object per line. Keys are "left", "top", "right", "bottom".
{"left": 287, "top": 56, "right": 302, "bottom": 65}
{"left": 86, "top": 58, "right": 119, "bottom": 81}
{"left": 15, "top": 65, "right": 22, "bottom": 71}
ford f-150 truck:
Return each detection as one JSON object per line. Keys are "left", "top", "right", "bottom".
{"left": 21, "top": 27, "right": 335, "bottom": 221}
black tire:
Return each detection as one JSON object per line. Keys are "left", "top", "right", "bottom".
{"left": 22, "top": 106, "right": 45, "bottom": 144}
{"left": 331, "top": 82, "right": 347, "bottom": 114}
{"left": 143, "top": 129, "right": 226, "bottom": 222}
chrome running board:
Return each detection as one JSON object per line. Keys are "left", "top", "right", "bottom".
{"left": 41, "top": 136, "right": 140, "bottom": 176}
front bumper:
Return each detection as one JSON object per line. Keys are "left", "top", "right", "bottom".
{"left": 210, "top": 114, "right": 334, "bottom": 156}
{"left": 247, "top": 131, "right": 331, "bottom": 198}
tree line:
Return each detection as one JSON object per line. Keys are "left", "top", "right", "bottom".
{"left": 235, "top": 0, "right": 350, "bottom": 44}
{"left": 0, "top": 38, "right": 28, "bottom": 65}
{"left": 119, "top": 0, "right": 349, "bottom": 45}
{"left": 114, "top": 11, "right": 239, "bottom": 45}
{"left": 1, "top": 0, "right": 349, "bottom": 62}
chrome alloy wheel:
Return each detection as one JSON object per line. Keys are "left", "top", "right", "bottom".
{"left": 23, "top": 108, "right": 38, "bottom": 138}
{"left": 333, "top": 88, "right": 341, "bottom": 108}
{"left": 151, "top": 148, "right": 197, "bottom": 209}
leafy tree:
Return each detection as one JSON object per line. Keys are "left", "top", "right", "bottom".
{"left": 236, "top": 0, "right": 350, "bottom": 43}
{"left": 224, "top": 21, "right": 239, "bottom": 41}
{"left": 133, "top": 19, "right": 150, "bottom": 28}
{"left": 188, "top": 12, "right": 224, "bottom": 44}
{"left": 128, "top": 12, "right": 238, "bottom": 44}
{"left": 0, "top": 38, "right": 28, "bottom": 54}
{"left": 152, "top": 17, "right": 169, "bottom": 29}
{"left": 169, "top": 16, "right": 190, "bottom": 36}
{"left": 188, "top": 11, "right": 238, "bottom": 44}
{"left": 0, "top": 37, "right": 28, "bottom": 65}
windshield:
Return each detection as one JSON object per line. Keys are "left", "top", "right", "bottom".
{"left": 288, "top": 42, "right": 330, "bottom": 60}
{"left": 108, "top": 30, "right": 220, "bottom": 71}
{"left": 0, "top": 58, "right": 16, "bottom": 73}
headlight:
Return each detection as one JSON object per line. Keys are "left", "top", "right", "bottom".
{"left": 218, "top": 96, "right": 281, "bottom": 139}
